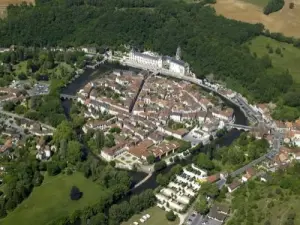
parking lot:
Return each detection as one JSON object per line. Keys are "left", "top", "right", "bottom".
{"left": 27, "top": 83, "right": 49, "bottom": 96}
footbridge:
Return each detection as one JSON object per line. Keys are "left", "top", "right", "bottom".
{"left": 60, "top": 94, "right": 77, "bottom": 100}
{"left": 225, "top": 123, "right": 252, "bottom": 131}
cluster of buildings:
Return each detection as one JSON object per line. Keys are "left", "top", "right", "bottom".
{"left": 19, "top": 119, "right": 54, "bottom": 136}
{"left": 156, "top": 164, "right": 206, "bottom": 213}
{"left": 35, "top": 137, "right": 56, "bottom": 161}
{"left": 108, "top": 47, "right": 190, "bottom": 76}
{"left": 76, "top": 70, "right": 235, "bottom": 165}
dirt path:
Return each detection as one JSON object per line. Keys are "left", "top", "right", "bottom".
{"left": 213, "top": 0, "right": 300, "bottom": 38}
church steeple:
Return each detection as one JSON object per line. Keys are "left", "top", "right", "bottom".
{"left": 176, "top": 46, "right": 181, "bottom": 60}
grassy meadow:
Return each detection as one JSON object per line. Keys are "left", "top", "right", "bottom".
{"left": 1, "top": 172, "right": 109, "bottom": 225}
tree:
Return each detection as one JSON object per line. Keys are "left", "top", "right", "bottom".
{"left": 154, "top": 161, "right": 167, "bottom": 172}
{"left": 200, "top": 182, "right": 220, "bottom": 198}
{"left": 95, "top": 130, "right": 105, "bottom": 150}
{"left": 47, "top": 161, "right": 61, "bottom": 176}
{"left": 67, "top": 140, "right": 82, "bottom": 164}
{"left": 195, "top": 198, "right": 209, "bottom": 214}
{"left": 90, "top": 213, "right": 106, "bottom": 225}
{"left": 53, "top": 121, "right": 75, "bottom": 144}
{"left": 156, "top": 174, "right": 168, "bottom": 186}
{"left": 166, "top": 210, "right": 177, "bottom": 221}
{"left": 289, "top": 2, "right": 294, "bottom": 9}
{"left": 146, "top": 155, "right": 156, "bottom": 164}
{"left": 0, "top": 206, "right": 7, "bottom": 219}
{"left": 3, "top": 101, "right": 15, "bottom": 112}
{"left": 70, "top": 186, "right": 83, "bottom": 200}
{"left": 33, "top": 171, "right": 44, "bottom": 186}
{"left": 195, "top": 153, "right": 214, "bottom": 170}
{"left": 263, "top": 0, "right": 285, "bottom": 15}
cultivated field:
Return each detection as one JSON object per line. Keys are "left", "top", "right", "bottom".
{"left": 0, "top": 0, "right": 35, "bottom": 17}
{"left": 247, "top": 35, "right": 300, "bottom": 84}
{"left": 1, "top": 172, "right": 109, "bottom": 225}
{"left": 213, "top": 0, "right": 300, "bottom": 38}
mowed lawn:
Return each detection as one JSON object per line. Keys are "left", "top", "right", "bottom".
{"left": 1, "top": 172, "right": 108, "bottom": 225}
{"left": 122, "top": 206, "right": 179, "bottom": 225}
{"left": 248, "top": 36, "right": 300, "bottom": 84}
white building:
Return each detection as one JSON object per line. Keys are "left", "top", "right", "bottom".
{"left": 169, "top": 59, "right": 186, "bottom": 75}
{"left": 170, "top": 113, "right": 182, "bottom": 122}
{"left": 129, "top": 51, "right": 162, "bottom": 68}
{"left": 128, "top": 50, "right": 189, "bottom": 76}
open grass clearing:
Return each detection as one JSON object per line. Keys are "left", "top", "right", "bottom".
{"left": 122, "top": 206, "right": 179, "bottom": 225}
{"left": 1, "top": 172, "right": 109, "bottom": 225}
{"left": 247, "top": 35, "right": 300, "bottom": 84}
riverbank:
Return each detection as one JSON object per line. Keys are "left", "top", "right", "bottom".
{"left": 60, "top": 63, "right": 247, "bottom": 195}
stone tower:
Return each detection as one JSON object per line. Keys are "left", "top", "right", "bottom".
{"left": 176, "top": 46, "right": 181, "bottom": 60}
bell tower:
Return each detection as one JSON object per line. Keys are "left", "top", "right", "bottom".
{"left": 176, "top": 46, "right": 181, "bottom": 60}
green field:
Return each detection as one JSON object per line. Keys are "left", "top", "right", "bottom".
{"left": 1, "top": 172, "right": 109, "bottom": 225}
{"left": 122, "top": 207, "right": 179, "bottom": 225}
{"left": 240, "top": 0, "right": 268, "bottom": 7}
{"left": 248, "top": 36, "right": 300, "bottom": 84}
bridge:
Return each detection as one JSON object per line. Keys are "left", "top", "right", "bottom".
{"left": 225, "top": 123, "right": 252, "bottom": 131}
{"left": 60, "top": 94, "right": 77, "bottom": 100}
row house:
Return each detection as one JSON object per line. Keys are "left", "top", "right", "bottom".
{"left": 101, "top": 142, "right": 128, "bottom": 161}
{"left": 82, "top": 120, "right": 110, "bottom": 133}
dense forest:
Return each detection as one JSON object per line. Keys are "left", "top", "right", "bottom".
{"left": 0, "top": 0, "right": 299, "bottom": 120}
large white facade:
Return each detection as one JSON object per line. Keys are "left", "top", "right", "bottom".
{"left": 129, "top": 51, "right": 162, "bottom": 68}
{"left": 169, "top": 60, "right": 186, "bottom": 75}
{"left": 128, "top": 50, "right": 189, "bottom": 76}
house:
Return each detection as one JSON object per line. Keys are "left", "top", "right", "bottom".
{"left": 242, "top": 167, "right": 256, "bottom": 182}
{"left": 212, "top": 108, "right": 234, "bottom": 121}
{"left": 82, "top": 120, "right": 109, "bottom": 133}
{"left": 208, "top": 204, "right": 230, "bottom": 223}
{"left": 196, "top": 111, "right": 206, "bottom": 122}
{"left": 0, "top": 139, "right": 12, "bottom": 154}
{"left": 207, "top": 173, "right": 220, "bottom": 183}
{"left": 260, "top": 173, "right": 272, "bottom": 183}
{"left": 36, "top": 137, "right": 45, "bottom": 150}
{"left": 227, "top": 180, "right": 241, "bottom": 193}
{"left": 202, "top": 123, "right": 217, "bottom": 133}
{"left": 101, "top": 142, "right": 128, "bottom": 161}
{"left": 170, "top": 112, "right": 181, "bottom": 122}
{"left": 159, "top": 127, "right": 189, "bottom": 140}
{"left": 128, "top": 140, "right": 154, "bottom": 160}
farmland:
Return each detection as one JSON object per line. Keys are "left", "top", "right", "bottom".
{"left": 0, "top": 0, "right": 35, "bottom": 17}
{"left": 213, "top": 0, "right": 300, "bottom": 38}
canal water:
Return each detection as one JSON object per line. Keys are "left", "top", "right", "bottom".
{"left": 60, "top": 63, "right": 247, "bottom": 195}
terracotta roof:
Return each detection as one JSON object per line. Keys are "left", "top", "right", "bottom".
{"left": 207, "top": 173, "right": 220, "bottom": 183}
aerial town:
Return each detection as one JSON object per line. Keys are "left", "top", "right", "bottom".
{"left": 0, "top": 45, "right": 299, "bottom": 225}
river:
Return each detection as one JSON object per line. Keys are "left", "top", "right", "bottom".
{"left": 60, "top": 63, "right": 247, "bottom": 195}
